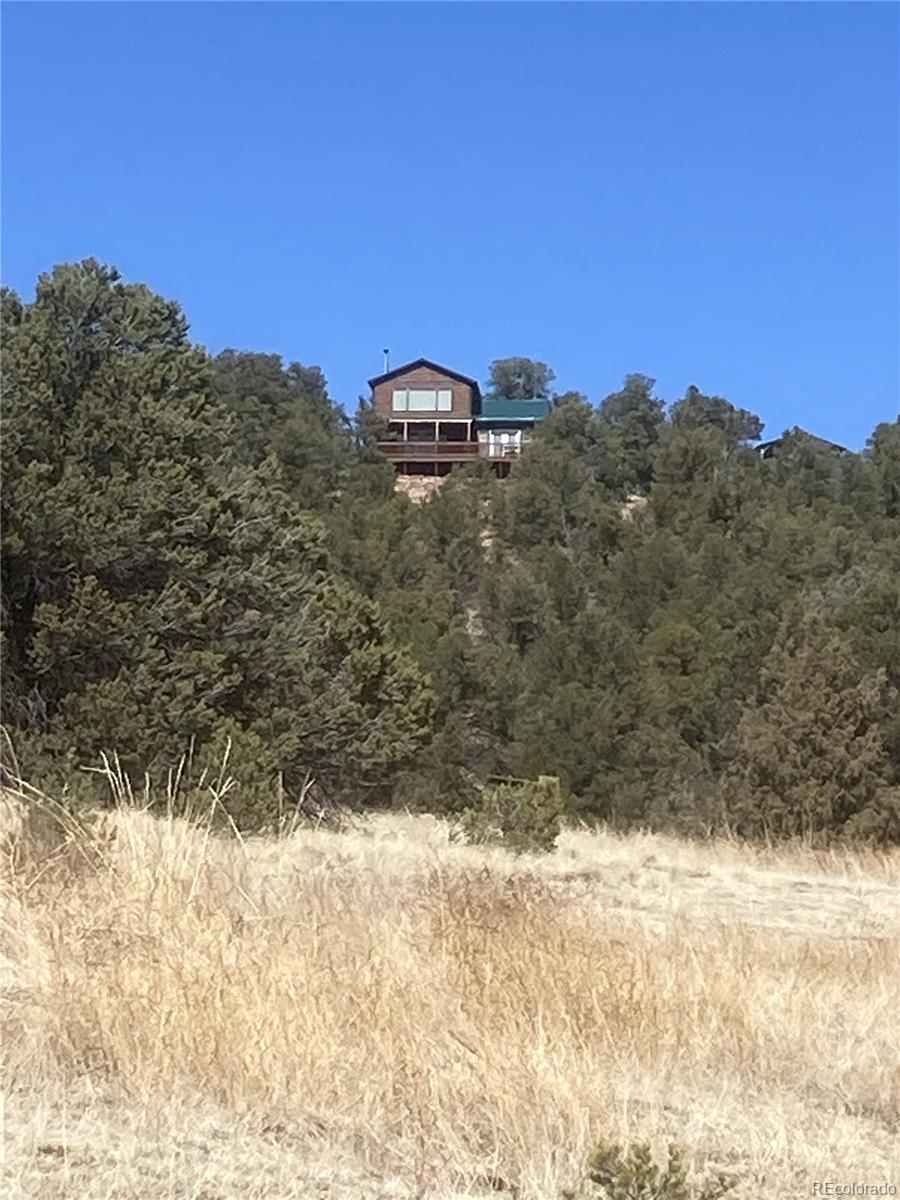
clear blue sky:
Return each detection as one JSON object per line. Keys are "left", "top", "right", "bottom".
{"left": 3, "top": 2, "right": 898, "bottom": 448}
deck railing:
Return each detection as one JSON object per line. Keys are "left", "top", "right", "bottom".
{"left": 377, "top": 441, "right": 481, "bottom": 460}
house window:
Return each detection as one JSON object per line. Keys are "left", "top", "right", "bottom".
{"left": 488, "top": 429, "right": 522, "bottom": 457}
{"left": 392, "top": 388, "right": 453, "bottom": 412}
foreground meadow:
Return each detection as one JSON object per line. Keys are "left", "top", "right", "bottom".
{"left": 1, "top": 785, "right": 899, "bottom": 1199}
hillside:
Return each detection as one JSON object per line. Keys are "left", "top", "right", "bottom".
{"left": 4, "top": 10, "right": 898, "bottom": 1198}
{"left": 3, "top": 262, "right": 899, "bottom": 848}
{"left": 2, "top": 789, "right": 898, "bottom": 1199}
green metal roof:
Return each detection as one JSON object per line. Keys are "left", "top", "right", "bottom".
{"left": 479, "top": 397, "right": 552, "bottom": 421}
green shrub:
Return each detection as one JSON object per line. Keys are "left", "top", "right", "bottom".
{"left": 459, "top": 774, "right": 565, "bottom": 854}
{"left": 562, "top": 1140, "right": 737, "bottom": 1200}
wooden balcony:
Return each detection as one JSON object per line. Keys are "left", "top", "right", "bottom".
{"left": 377, "top": 440, "right": 481, "bottom": 461}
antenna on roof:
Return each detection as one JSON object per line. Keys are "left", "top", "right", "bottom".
{"left": 382, "top": 348, "right": 390, "bottom": 373}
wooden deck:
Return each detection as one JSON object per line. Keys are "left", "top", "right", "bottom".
{"left": 377, "top": 441, "right": 481, "bottom": 461}
{"left": 377, "top": 441, "right": 524, "bottom": 461}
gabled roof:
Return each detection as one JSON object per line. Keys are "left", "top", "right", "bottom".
{"left": 368, "top": 358, "right": 481, "bottom": 399}
{"left": 756, "top": 429, "right": 851, "bottom": 458}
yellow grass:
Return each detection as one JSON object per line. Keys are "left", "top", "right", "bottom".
{"left": 1, "top": 784, "right": 899, "bottom": 1199}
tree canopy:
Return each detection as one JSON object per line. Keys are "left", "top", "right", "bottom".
{"left": 486, "top": 357, "right": 555, "bottom": 399}
{"left": 1, "top": 261, "right": 433, "bottom": 822}
{"left": 3, "top": 260, "right": 898, "bottom": 844}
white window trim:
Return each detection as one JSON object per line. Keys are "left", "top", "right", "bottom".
{"left": 392, "top": 386, "right": 454, "bottom": 412}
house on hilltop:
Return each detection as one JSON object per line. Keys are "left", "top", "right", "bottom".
{"left": 755, "top": 429, "right": 850, "bottom": 459}
{"left": 369, "top": 358, "right": 551, "bottom": 481}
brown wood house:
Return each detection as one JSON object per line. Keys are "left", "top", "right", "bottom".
{"left": 369, "top": 358, "right": 550, "bottom": 478}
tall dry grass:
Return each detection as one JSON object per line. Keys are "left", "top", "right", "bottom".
{"left": 1, "top": 775, "right": 899, "bottom": 1199}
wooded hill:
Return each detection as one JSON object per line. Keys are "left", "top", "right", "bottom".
{"left": 3, "top": 261, "right": 899, "bottom": 842}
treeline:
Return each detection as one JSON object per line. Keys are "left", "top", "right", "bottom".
{"left": 3, "top": 261, "right": 899, "bottom": 842}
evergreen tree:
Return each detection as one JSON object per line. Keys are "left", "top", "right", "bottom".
{"left": 867, "top": 419, "right": 900, "bottom": 518}
{"left": 596, "top": 374, "right": 667, "bottom": 493}
{"left": 486, "top": 356, "right": 555, "bottom": 399}
{"left": 211, "top": 349, "right": 357, "bottom": 509}
{"left": 1, "top": 261, "right": 433, "bottom": 818}
{"left": 3, "top": 260, "right": 897, "bottom": 843}
{"left": 495, "top": 393, "right": 622, "bottom": 555}
{"left": 670, "top": 385, "right": 763, "bottom": 450}
{"left": 722, "top": 609, "right": 899, "bottom": 842}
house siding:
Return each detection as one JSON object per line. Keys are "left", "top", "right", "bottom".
{"left": 373, "top": 365, "right": 476, "bottom": 421}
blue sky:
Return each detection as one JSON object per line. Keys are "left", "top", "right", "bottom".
{"left": 3, "top": 2, "right": 898, "bottom": 449}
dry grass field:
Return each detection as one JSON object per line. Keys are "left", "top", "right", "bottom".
{"left": 1, "top": 780, "right": 899, "bottom": 1200}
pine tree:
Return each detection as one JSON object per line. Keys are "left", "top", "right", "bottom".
{"left": 867, "top": 419, "right": 900, "bottom": 518}
{"left": 1, "top": 261, "right": 434, "bottom": 819}
{"left": 596, "top": 374, "right": 667, "bottom": 493}
{"left": 211, "top": 350, "right": 359, "bottom": 509}
{"left": 722, "top": 608, "right": 899, "bottom": 843}
{"left": 4, "top": 261, "right": 897, "bottom": 840}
